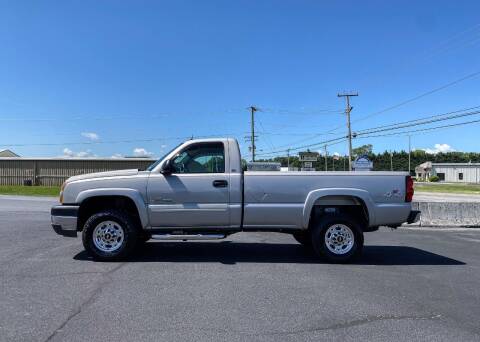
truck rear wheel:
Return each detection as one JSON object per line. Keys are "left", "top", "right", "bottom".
{"left": 311, "top": 214, "right": 364, "bottom": 263}
{"left": 82, "top": 210, "right": 139, "bottom": 261}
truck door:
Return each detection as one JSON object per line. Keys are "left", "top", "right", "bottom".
{"left": 147, "top": 142, "right": 230, "bottom": 228}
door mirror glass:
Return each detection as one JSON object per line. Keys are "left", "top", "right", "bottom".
{"left": 160, "top": 159, "right": 172, "bottom": 174}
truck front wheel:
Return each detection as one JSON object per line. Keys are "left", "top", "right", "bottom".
{"left": 82, "top": 210, "right": 139, "bottom": 261}
{"left": 311, "top": 215, "right": 364, "bottom": 263}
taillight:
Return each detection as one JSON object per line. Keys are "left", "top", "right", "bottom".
{"left": 405, "top": 176, "right": 414, "bottom": 202}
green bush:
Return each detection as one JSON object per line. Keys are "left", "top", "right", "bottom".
{"left": 429, "top": 175, "right": 440, "bottom": 182}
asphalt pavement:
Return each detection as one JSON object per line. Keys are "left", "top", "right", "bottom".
{"left": 1, "top": 195, "right": 480, "bottom": 342}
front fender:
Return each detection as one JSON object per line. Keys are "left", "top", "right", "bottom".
{"left": 76, "top": 188, "right": 149, "bottom": 228}
{"left": 302, "top": 188, "right": 376, "bottom": 228}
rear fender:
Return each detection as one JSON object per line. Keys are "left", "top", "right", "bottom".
{"left": 303, "top": 188, "right": 376, "bottom": 228}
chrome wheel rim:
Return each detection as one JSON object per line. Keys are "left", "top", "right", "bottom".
{"left": 93, "top": 220, "right": 125, "bottom": 253}
{"left": 325, "top": 224, "right": 354, "bottom": 255}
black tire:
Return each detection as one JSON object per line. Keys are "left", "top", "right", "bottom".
{"left": 82, "top": 209, "right": 139, "bottom": 261}
{"left": 311, "top": 214, "right": 364, "bottom": 263}
{"left": 140, "top": 232, "right": 152, "bottom": 243}
{"left": 292, "top": 231, "right": 312, "bottom": 248}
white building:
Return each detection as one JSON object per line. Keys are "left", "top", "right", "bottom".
{"left": 415, "top": 162, "right": 480, "bottom": 183}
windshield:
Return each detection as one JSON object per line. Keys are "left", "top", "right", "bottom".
{"left": 146, "top": 144, "right": 181, "bottom": 171}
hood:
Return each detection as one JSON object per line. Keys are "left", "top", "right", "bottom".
{"left": 67, "top": 169, "right": 140, "bottom": 182}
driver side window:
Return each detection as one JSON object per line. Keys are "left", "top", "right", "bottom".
{"left": 171, "top": 143, "right": 225, "bottom": 174}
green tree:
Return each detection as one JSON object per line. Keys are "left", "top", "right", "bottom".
{"left": 352, "top": 144, "right": 373, "bottom": 156}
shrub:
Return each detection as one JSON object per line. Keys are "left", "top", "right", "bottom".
{"left": 429, "top": 175, "right": 440, "bottom": 182}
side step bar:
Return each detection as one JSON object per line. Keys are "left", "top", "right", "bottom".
{"left": 151, "top": 234, "right": 226, "bottom": 241}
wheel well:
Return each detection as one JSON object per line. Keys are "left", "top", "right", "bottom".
{"left": 77, "top": 196, "right": 142, "bottom": 231}
{"left": 309, "top": 196, "right": 369, "bottom": 230}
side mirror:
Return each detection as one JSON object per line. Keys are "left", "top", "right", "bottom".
{"left": 160, "top": 159, "right": 173, "bottom": 175}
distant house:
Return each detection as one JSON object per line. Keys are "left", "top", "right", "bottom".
{"left": 416, "top": 161, "right": 480, "bottom": 183}
{"left": 0, "top": 149, "right": 19, "bottom": 157}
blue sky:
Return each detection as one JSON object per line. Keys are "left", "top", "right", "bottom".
{"left": 1, "top": 0, "right": 479, "bottom": 159}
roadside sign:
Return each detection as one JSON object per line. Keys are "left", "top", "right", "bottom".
{"left": 299, "top": 151, "right": 319, "bottom": 162}
{"left": 353, "top": 155, "right": 373, "bottom": 171}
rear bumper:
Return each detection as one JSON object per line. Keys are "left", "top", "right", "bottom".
{"left": 407, "top": 210, "right": 421, "bottom": 224}
{"left": 51, "top": 205, "right": 79, "bottom": 237}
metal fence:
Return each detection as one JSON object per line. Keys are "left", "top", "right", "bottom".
{"left": 0, "top": 158, "right": 156, "bottom": 186}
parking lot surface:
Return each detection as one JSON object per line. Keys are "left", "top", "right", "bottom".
{"left": 1, "top": 196, "right": 480, "bottom": 342}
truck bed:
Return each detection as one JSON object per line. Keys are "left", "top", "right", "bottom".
{"left": 243, "top": 171, "right": 411, "bottom": 229}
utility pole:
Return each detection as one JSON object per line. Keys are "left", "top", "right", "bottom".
{"left": 390, "top": 150, "right": 394, "bottom": 171}
{"left": 408, "top": 135, "right": 411, "bottom": 175}
{"left": 287, "top": 148, "right": 290, "bottom": 170}
{"left": 324, "top": 145, "right": 328, "bottom": 171}
{"left": 248, "top": 106, "right": 258, "bottom": 162}
{"left": 337, "top": 92, "right": 358, "bottom": 171}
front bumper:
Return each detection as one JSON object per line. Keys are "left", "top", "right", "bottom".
{"left": 407, "top": 210, "right": 421, "bottom": 224}
{"left": 51, "top": 205, "right": 79, "bottom": 237}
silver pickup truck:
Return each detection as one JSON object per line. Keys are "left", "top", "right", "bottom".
{"left": 51, "top": 138, "right": 419, "bottom": 263}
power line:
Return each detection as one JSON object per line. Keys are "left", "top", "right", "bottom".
{"left": 264, "top": 106, "right": 480, "bottom": 154}
{"left": 421, "top": 23, "right": 480, "bottom": 62}
{"left": 322, "top": 70, "right": 480, "bottom": 135}
{"left": 356, "top": 105, "right": 480, "bottom": 133}
{"left": 358, "top": 117, "right": 480, "bottom": 139}
{"left": 356, "top": 109, "right": 480, "bottom": 136}
{"left": 257, "top": 115, "right": 480, "bottom": 158}
{"left": 256, "top": 118, "right": 277, "bottom": 152}
{"left": 0, "top": 113, "right": 171, "bottom": 122}
{"left": 252, "top": 132, "right": 338, "bottom": 137}
{"left": 255, "top": 136, "right": 348, "bottom": 157}
{"left": 0, "top": 107, "right": 248, "bottom": 122}
{"left": 261, "top": 107, "right": 344, "bottom": 115}
{"left": 255, "top": 104, "right": 480, "bottom": 158}
{"left": 0, "top": 134, "right": 235, "bottom": 148}
{"left": 352, "top": 70, "right": 480, "bottom": 125}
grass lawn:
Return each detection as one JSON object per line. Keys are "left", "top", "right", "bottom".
{"left": 414, "top": 182, "right": 480, "bottom": 194}
{"left": 0, "top": 185, "right": 60, "bottom": 197}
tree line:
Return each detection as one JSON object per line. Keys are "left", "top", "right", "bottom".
{"left": 256, "top": 144, "right": 480, "bottom": 174}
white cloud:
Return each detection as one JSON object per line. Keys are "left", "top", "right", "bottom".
{"left": 111, "top": 153, "right": 123, "bottom": 159}
{"left": 423, "top": 143, "right": 456, "bottom": 154}
{"left": 133, "top": 147, "right": 153, "bottom": 157}
{"left": 81, "top": 132, "right": 99, "bottom": 141}
{"left": 63, "top": 148, "right": 74, "bottom": 157}
{"left": 62, "top": 148, "right": 96, "bottom": 158}
{"left": 333, "top": 152, "right": 341, "bottom": 157}
{"left": 76, "top": 151, "right": 93, "bottom": 157}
